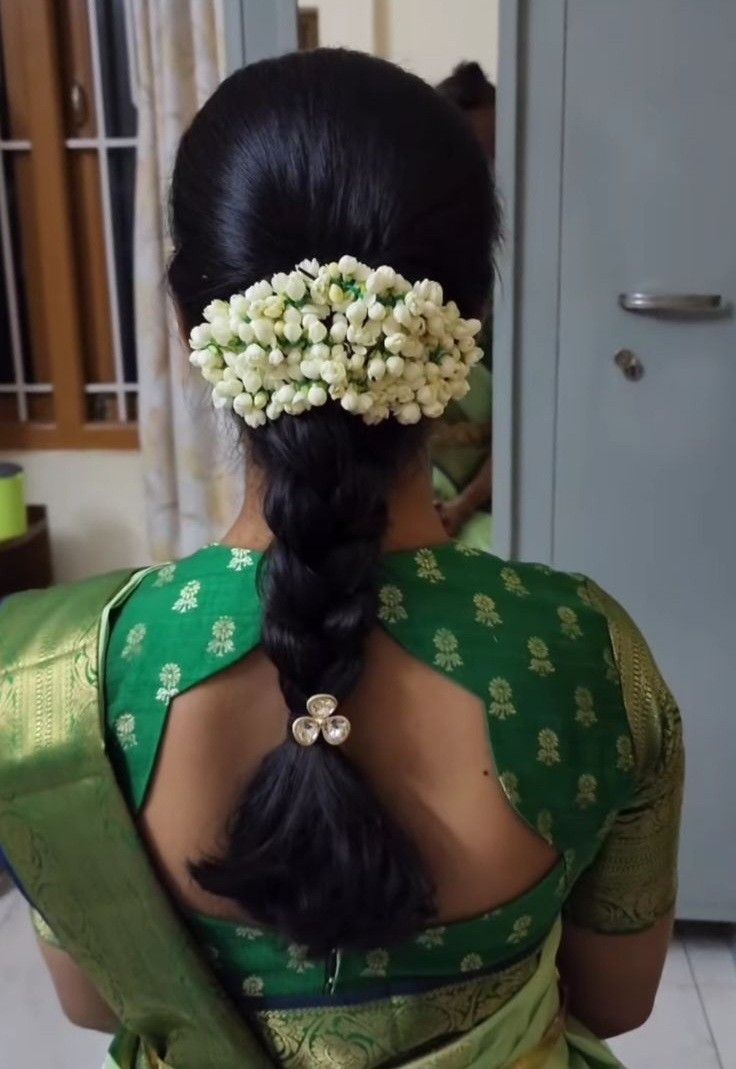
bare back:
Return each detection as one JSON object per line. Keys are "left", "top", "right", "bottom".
{"left": 143, "top": 631, "right": 559, "bottom": 925}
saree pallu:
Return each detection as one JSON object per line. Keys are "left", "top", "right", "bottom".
{"left": 0, "top": 573, "right": 623, "bottom": 1069}
{"left": 104, "top": 921, "right": 621, "bottom": 1069}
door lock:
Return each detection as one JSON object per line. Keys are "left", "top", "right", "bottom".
{"left": 614, "top": 349, "right": 644, "bottom": 382}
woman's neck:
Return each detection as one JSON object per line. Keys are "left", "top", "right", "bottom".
{"left": 223, "top": 455, "right": 449, "bottom": 553}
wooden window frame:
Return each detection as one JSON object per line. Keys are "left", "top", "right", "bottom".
{"left": 0, "top": 0, "right": 137, "bottom": 450}
{"left": 298, "top": 8, "right": 319, "bottom": 52}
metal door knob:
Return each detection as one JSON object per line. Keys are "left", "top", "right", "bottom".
{"left": 614, "top": 349, "right": 644, "bottom": 381}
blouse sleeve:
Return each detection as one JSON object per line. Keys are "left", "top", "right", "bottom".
{"left": 564, "top": 580, "right": 685, "bottom": 933}
{"left": 30, "top": 907, "right": 65, "bottom": 950}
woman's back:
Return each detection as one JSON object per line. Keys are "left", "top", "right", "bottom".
{"left": 104, "top": 539, "right": 664, "bottom": 1019}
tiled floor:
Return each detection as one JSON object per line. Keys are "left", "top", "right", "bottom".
{"left": 609, "top": 924, "right": 736, "bottom": 1068}
{"left": 2, "top": 889, "right": 735, "bottom": 1068}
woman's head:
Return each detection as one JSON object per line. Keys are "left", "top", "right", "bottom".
{"left": 169, "top": 48, "right": 496, "bottom": 333}
{"left": 170, "top": 48, "right": 499, "bottom": 954}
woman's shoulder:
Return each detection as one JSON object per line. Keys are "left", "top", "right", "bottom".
{"left": 379, "top": 546, "right": 623, "bottom": 711}
{"left": 382, "top": 543, "right": 604, "bottom": 626}
{"left": 110, "top": 544, "right": 261, "bottom": 634}
{"left": 106, "top": 545, "right": 263, "bottom": 704}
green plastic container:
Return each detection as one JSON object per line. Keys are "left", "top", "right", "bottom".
{"left": 0, "top": 462, "right": 27, "bottom": 542}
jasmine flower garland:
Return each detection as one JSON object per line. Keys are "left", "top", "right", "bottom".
{"left": 188, "top": 255, "right": 483, "bottom": 428}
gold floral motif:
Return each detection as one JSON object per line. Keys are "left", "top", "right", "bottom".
{"left": 576, "top": 583, "right": 593, "bottom": 608}
{"left": 362, "top": 949, "right": 390, "bottom": 978}
{"left": 532, "top": 563, "right": 552, "bottom": 575}
{"left": 501, "top": 567, "right": 529, "bottom": 597}
{"left": 286, "top": 944, "right": 315, "bottom": 974}
{"left": 536, "top": 809, "right": 553, "bottom": 844}
{"left": 121, "top": 623, "right": 146, "bottom": 661}
{"left": 499, "top": 770, "right": 521, "bottom": 805}
{"left": 537, "top": 728, "right": 561, "bottom": 766}
{"left": 228, "top": 548, "right": 254, "bottom": 572}
{"left": 235, "top": 926, "right": 263, "bottom": 941}
{"left": 172, "top": 579, "right": 201, "bottom": 613}
{"left": 576, "top": 774, "right": 598, "bottom": 809}
{"left": 153, "top": 562, "right": 176, "bottom": 587}
{"left": 155, "top": 662, "right": 181, "bottom": 703}
{"left": 455, "top": 542, "right": 481, "bottom": 557}
{"left": 114, "top": 713, "right": 137, "bottom": 751}
{"left": 473, "top": 594, "right": 502, "bottom": 629}
{"left": 616, "top": 734, "right": 635, "bottom": 772}
{"left": 377, "top": 585, "right": 407, "bottom": 624}
{"left": 433, "top": 628, "right": 463, "bottom": 671}
{"left": 596, "top": 809, "right": 619, "bottom": 841}
{"left": 207, "top": 616, "right": 236, "bottom": 657}
{"left": 603, "top": 647, "right": 618, "bottom": 684}
{"left": 556, "top": 849, "right": 578, "bottom": 897}
{"left": 558, "top": 606, "right": 582, "bottom": 640}
{"left": 574, "top": 686, "right": 597, "bottom": 727}
{"left": 528, "top": 637, "right": 555, "bottom": 677}
{"left": 460, "top": 952, "right": 483, "bottom": 973}
{"left": 416, "top": 926, "right": 446, "bottom": 949}
{"left": 242, "top": 975, "right": 264, "bottom": 997}
{"left": 415, "top": 549, "right": 444, "bottom": 584}
{"left": 488, "top": 678, "right": 516, "bottom": 720}
{"left": 507, "top": 915, "right": 533, "bottom": 944}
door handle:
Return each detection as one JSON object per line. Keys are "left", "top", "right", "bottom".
{"left": 619, "top": 292, "right": 722, "bottom": 315}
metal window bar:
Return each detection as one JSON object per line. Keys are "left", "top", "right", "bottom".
{"left": 0, "top": 382, "right": 136, "bottom": 394}
{"left": 0, "top": 145, "right": 28, "bottom": 421}
{"left": 84, "top": 382, "right": 138, "bottom": 393}
{"left": 122, "top": 0, "right": 139, "bottom": 109}
{"left": 66, "top": 136, "right": 137, "bottom": 149}
{"left": 0, "top": 383, "right": 51, "bottom": 394}
{"left": 85, "top": 0, "right": 128, "bottom": 423}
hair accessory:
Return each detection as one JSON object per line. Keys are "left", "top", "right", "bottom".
{"left": 292, "top": 694, "right": 351, "bottom": 747}
{"left": 188, "top": 256, "right": 483, "bottom": 429}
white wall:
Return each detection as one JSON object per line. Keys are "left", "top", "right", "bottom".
{"left": 0, "top": 450, "right": 149, "bottom": 583}
{"left": 380, "top": 0, "right": 498, "bottom": 84}
{"left": 299, "top": 0, "right": 499, "bottom": 83}
{"left": 301, "top": 0, "right": 375, "bottom": 53}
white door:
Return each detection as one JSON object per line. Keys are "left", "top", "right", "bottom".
{"left": 545, "top": 2, "right": 736, "bottom": 919}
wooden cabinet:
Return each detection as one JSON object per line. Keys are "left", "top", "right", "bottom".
{"left": 0, "top": 505, "right": 52, "bottom": 597}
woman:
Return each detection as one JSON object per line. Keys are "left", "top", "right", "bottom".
{"left": 0, "top": 50, "right": 683, "bottom": 1069}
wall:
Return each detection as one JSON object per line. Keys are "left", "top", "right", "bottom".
{"left": 300, "top": 0, "right": 375, "bottom": 54}
{"left": 0, "top": 450, "right": 149, "bottom": 583}
{"left": 299, "top": 0, "right": 499, "bottom": 83}
{"left": 379, "top": 0, "right": 498, "bottom": 84}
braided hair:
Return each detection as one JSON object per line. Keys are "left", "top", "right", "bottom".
{"left": 169, "top": 48, "right": 498, "bottom": 954}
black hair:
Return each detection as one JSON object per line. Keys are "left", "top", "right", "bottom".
{"left": 169, "top": 48, "right": 498, "bottom": 956}
{"left": 437, "top": 61, "right": 496, "bottom": 111}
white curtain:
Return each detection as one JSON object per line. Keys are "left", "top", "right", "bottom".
{"left": 133, "top": 0, "right": 241, "bottom": 561}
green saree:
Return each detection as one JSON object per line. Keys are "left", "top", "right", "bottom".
{"left": 0, "top": 546, "right": 683, "bottom": 1068}
{"left": 431, "top": 362, "right": 493, "bottom": 550}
